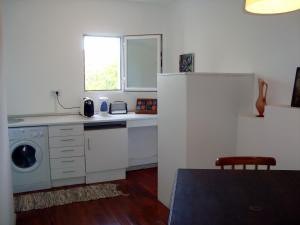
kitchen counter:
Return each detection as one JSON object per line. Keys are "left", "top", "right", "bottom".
{"left": 8, "top": 112, "right": 158, "bottom": 128}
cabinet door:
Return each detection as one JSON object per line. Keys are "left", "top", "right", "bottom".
{"left": 85, "top": 128, "right": 128, "bottom": 173}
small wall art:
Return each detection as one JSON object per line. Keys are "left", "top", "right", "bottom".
{"left": 291, "top": 67, "right": 300, "bottom": 107}
{"left": 179, "top": 53, "right": 194, "bottom": 72}
{"left": 135, "top": 98, "right": 157, "bottom": 114}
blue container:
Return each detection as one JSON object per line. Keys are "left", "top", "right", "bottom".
{"left": 99, "top": 97, "right": 109, "bottom": 115}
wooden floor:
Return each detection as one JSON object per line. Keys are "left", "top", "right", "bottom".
{"left": 16, "top": 168, "right": 169, "bottom": 225}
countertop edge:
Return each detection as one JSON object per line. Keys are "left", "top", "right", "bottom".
{"left": 8, "top": 113, "right": 158, "bottom": 128}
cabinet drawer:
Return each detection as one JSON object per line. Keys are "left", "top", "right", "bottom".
{"left": 49, "top": 146, "right": 84, "bottom": 158}
{"left": 49, "top": 135, "right": 84, "bottom": 148}
{"left": 50, "top": 156, "right": 85, "bottom": 169}
{"left": 49, "top": 124, "right": 83, "bottom": 137}
{"left": 51, "top": 166, "right": 85, "bottom": 180}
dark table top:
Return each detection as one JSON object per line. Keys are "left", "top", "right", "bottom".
{"left": 168, "top": 169, "right": 300, "bottom": 225}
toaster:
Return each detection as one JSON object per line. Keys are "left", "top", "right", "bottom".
{"left": 80, "top": 97, "right": 94, "bottom": 117}
{"left": 109, "top": 101, "right": 128, "bottom": 114}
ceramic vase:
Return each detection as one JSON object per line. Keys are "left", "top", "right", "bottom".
{"left": 256, "top": 78, "right": 268, "bottom": 117}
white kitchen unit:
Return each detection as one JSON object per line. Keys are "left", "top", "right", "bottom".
{"left": 49, "top": 124, "right": 86, "bottom": 187}
{"left": 237, "top": 105, "right": 300, "bottom": 170}
{"left": 157, "top": 72, "right": 254, "bottom": 207}
{"left": 84, "top": 121, "right": 128, "bottom": 183}
{"left": 8, "top": 113, "right": 158, "bottom": 186}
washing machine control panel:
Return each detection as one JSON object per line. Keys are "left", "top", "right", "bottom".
{"left": 9, "top": 127, "right": 46, "bottom": 141}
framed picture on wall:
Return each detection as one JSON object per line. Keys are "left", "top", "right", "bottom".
{"left": 179, "top": 53, "right": 194, "bottom": 72}
{"left": 291, "top": 67, "right": 300, "bottom": 107}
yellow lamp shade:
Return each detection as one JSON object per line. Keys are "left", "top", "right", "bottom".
{"left": 245, "top": 0, "right": 300, "bottom": 14}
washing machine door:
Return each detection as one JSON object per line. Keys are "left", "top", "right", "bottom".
{"left": 11, "top": 141, "right": 43, "bottom": 172}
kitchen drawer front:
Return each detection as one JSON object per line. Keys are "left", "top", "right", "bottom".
{"left": 51, "top": 166, "right": 85, "bottom": 180}
{"left": 50, "top": 156, "right": 85, "bottom": 169}
{"left": 49, "top": 135, "right": 84, "bottom": 148}
{"left": 49, "top": 146, "right": 84, "bottom": 158}
{"left": 49, "top": 124, "right": 83, "bottom": 137}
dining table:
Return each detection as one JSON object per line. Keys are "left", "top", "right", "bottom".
{"left": 168, "top": 169, "right": 300, "bottom": 225}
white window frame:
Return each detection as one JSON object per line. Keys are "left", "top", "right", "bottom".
{"left": 83, "top": 34, "right": 162, "bottom": 92}
{"left": 123, "top": 34, "right": 162, "bottom": 92}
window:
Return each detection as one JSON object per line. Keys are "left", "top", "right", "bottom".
{"left": 124, "top": 35, "right": 162, "bottom": 91}
{"left": 84, "top": 36, "right": 121, "bottom": 91}
{"left": 83, "top": 34, "right": 162, "bottom": 92}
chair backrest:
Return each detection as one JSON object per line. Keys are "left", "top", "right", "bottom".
{"left": 215, "top": 156, "right": 276, "bottom": 170}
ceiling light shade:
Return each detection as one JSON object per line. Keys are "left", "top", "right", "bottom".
{"left": 245, "top": 0, "right": 300, "bottom": 14}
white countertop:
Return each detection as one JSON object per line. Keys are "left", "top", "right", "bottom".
{"left": 8, "top": 112, "right": 158, "bottom": 128}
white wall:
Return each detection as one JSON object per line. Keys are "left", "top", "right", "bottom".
{"left": 237, "top": 106, "right": 300, "bottom": 170}
{"left": 165, "top": 0, "right": 300, "bottom": 106}
{"left": 5, "top": 0, "right": 300, "bottom": 114}
{"left": 3, "top": 0, "right": 169, "bottom": 115}
{"left": 0, "top": 0, "right": 15, "bottom": 224}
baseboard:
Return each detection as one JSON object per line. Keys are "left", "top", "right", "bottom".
{"left": 86, "top": 169, "right": 126, "bottom": 184}
{"left": 127, "top": 163, "right": 157, "bottom": 171}
{"left": 52, "top": 177, "right": 85, "bottom": 187}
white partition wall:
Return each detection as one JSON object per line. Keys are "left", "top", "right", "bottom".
{"left": 158, "top": 75, "right": 188, "bottom": 208}
{"left": 157, "top": 72, "right": 254, "bottom": 207}
{"left": 0, "top": 0, "right": 15, "bottom": 223}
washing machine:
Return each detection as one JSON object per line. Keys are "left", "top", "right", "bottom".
{"left": 9, "top": 126, "right": 51, "bottom": 193}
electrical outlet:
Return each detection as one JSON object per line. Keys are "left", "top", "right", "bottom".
{"left": 51, "top": 90, "right": 61, "bottom": 96}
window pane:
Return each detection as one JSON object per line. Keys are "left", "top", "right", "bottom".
{"left": 84, "top": 36, "right": 121, "bottom": 91}
{"left": 127, "top": 38, "right": 158, "bottom": 88}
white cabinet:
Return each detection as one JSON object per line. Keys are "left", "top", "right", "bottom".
{"left": 85, "top": 128, "right": 128, "bottom": 172}
{"left": 48, "top": 124, "right": 85, "bottom": 187}
{"left": 84, "top": 122, "right": 128, "bottom": 183}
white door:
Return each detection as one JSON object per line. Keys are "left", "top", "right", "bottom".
{"left": 84, "top": 128, "right": 128, "bottom": 173}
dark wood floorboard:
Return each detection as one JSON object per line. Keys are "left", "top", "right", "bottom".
{"left": 16, "top": 168, "right": 169, "bottom": 225}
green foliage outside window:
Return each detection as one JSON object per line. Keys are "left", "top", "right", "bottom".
{"left": 85, "top": 63, "right": 119, "bottom": 91}
{"left": 84, "top": 36, "right": 121, "bottom": 91}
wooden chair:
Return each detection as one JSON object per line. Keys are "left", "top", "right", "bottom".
{"left": 215, "top": 156, "right": 276, "bottom": 170}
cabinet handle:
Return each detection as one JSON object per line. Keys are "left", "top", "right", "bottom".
{"left": 62, "top": 170, "right": 76, "bottom": 174}
{"left": 60, "top": 128, "right": 74, "bottom": 131}
{"left": 61, "top": 149, "right": 75, "bottom": 152}
{"left": 87, "top": 138, "right": 90, "bottom": 150}
{"left": 61, "top": 139, "right": 74, "bottom": 142}
{"left": 61, "top": 160, "right": 75, "bottom": 163}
